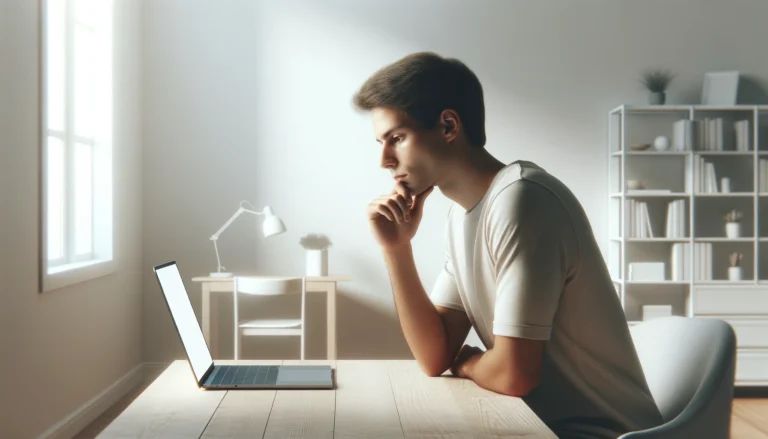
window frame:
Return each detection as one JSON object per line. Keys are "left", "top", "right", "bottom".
{"left": 39, "top": 0, "right": 115, "bottom": 292}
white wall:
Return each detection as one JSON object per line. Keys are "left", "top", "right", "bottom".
{"left": 0, "top": 1, "right": 143, "bottom": 437}
{"left": 142, "top": 0, "right": 768, "bottom": 362}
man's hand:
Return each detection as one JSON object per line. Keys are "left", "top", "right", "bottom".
{"left": 367, "top": 183, "right": 434, "bottom": 250}
{"left": 450, "top": 344, "right": 484, "bottom": 378}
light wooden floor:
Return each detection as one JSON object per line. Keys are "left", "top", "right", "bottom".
{"left": 75, "top": 379, "right": 768, "bottom": 438}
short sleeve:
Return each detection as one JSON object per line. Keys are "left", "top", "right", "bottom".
{"left": 487, "top": 181, "right": 574, "bottom": 341}
{"left": 429, "top": 207, "right": 465, "bottom": 312}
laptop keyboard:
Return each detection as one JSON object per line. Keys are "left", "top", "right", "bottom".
{"left": 210, "top": 365, "right": 279, "bottom": 386}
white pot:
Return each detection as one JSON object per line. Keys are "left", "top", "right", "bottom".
{"left": 305, "top": 249, "right": 328, "bottom": 276}
{"left": 725, "top": 222, "right": 741, "bottom": 238}
{"left": 728, "top": 266, "right": 743, "bottom": 281}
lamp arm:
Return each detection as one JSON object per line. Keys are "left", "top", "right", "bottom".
{"left": 209, "top": 207, "right": 263, "bottom": 240}
{"left": 208, "top": 202, "right": 269, "bottom": 274}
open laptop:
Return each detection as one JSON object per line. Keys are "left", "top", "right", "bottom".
{"left": 153, "top": 261, "right": 334, "bottom": 389}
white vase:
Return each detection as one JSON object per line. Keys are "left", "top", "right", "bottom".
{"left": 728, "top": 266, "right": 742, "bottom": 281}
{"left": 305, "top": 249, "right": 328, "bottom": 276}
{"left": 725, "top": 222, "right": 741, "bottom": 238}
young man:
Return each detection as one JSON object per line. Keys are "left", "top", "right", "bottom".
{"left": 353, "top": 52, "right": 664, "bottom": 439}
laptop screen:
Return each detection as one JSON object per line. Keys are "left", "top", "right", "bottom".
{"left": 154, "top": 262, "right": 213, "bottom": 383}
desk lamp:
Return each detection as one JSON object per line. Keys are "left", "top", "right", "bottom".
{"left": 209, "top": 201, "right": 286, "bottom": 277}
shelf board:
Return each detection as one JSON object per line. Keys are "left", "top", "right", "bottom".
{"left": 693, "top": 238, "right": 755, "bottom": 242}
{"left": 759, "top": 238, "right": 768, "bottom": 242}
{"left": 620, "top": 238, "right": 690, "bottom": 242}
{"left": 697, "top": 280, "right": 757, "bottom": 285}
{"left": 612, "top": 151, "right": 688, "bottom": 157}
{"left": 622, "top": 280, "right": 691, "bottom": 285}
{"left": 611, "top": 104, "right": 768, "bottom": 114}
{"left": 759, "top": 193, "right": 768, "bottom": 197}
{"left": 694, "top": 151, "right": 754, "bottom": 156}
{"left": 611, "top": 191, "right": 689, "bottom": 198}
{"left": 695, "top": 192, "right": 755, "bottom": 197}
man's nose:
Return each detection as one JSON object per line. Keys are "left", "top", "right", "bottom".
{"left": 380, "top": 148, "right": 396, "bottom": 170}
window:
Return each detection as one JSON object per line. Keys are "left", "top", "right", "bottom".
{"left": 40, "top": 0, "right": 114, "bottom": 292}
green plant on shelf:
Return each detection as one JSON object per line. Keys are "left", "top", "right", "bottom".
{"left": 639, "top": 69, "right": 675, "bottom": 93}
{"left": 729, "top": 252, "right": 743, "bottom": 267}
{"left": 724, "top": 209, "right": 743, "bottom": 223}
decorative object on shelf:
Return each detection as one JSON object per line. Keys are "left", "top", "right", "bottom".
{"left": 724, "top": 209, "right": 743, "bottom": 238}
{"left": 653, "top": 135, "right": 670, "bottom": 151}
{"left": 300, "top": 233, "right": 332, "bottom": 276}
{"left": 720, "top": 177, "right": 731, "bottom": 194}
{"left": 630, "top": 143, "right": 651, "bottom": 151}
{"left": 701, "top": 71, "right": 740, "bottom": 105}
{"left": 626, "top": 179, "right": 645, "bottom": 190}
{"left": 209, "top": 201, "right": 287, "bottom": 277}
{"left": 628, "top": 262, "right": 666, "bottom": 281}
{"left": 640, "top": 68, "right": 674, "bottom": 105}
{"left": 728, "top": 252, "right": 743, "bottom": 281}
{"left": 642, "top": 304, "right": 673, "bottom": 321}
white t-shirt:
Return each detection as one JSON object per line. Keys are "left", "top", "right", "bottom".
{"left": 430, "top": 160, "right": 663, "bottom": 439}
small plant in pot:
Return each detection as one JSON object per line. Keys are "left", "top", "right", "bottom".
{"left": 640, "top": 69, "right": 675, "bottom": 105}
{"left": 724, "top": 209, "right": 743, "bottom": 238}
{"left": 728, "top": 252, "right": 744, "bottom": 281}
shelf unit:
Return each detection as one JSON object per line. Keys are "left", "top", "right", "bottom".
{"left": 608, "top": 104, "right": 768, "bottom": 387}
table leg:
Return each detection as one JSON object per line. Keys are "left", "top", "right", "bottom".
{"left": 327, "top": 283, "right": 337, "bottom": 360}
{"left": 202, "top": 283, "right": 211, "bottom": 348}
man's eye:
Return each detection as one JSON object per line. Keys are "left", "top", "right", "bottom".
{"left": 394, "top": 136, "right": 404, "bottom": 143}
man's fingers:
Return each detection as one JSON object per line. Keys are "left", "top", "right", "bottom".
{"left": 392, "top": 181, "right": 413, "bottom": 204}
{"left": 385, "top": 198, "right": 405, "bottom": 223}
{"left": 374, "top": 204, "right": 394, "bottom": 221}
{"left": 393, "top": 194, "right": 410, "bottom": 221}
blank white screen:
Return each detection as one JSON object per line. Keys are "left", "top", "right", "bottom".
{"left": 155, "top": 263, "right": 213, "bottom": 383}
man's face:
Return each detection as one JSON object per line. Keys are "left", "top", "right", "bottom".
{"left": 371, "top": 107, "right": 446, "bottom": 196}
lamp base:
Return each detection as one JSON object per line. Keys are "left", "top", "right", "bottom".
{"left": 209, "top": 272, "right": 233, "bottom": 278}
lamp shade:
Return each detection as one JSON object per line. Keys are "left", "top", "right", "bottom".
{"left": 261, "top": 206, "right": 286, "bottom": 237}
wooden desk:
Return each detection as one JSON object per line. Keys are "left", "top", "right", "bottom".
{"left": 191, "top": 276, "right": 350, "bottom": 360}
{"left": 98, "top": 360, "right": 557, "bottom": 439}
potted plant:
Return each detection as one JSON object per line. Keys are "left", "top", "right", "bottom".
{"left": 300, "top": 234, "right": 332, "bottom": 276}
{"left": 724, "top": 209, "right": 743, "bottom": 238}
{"left": 728, "top": 252, "right": 743, "bottom": 281}
{"left": 640, "top": 69, "right": 675, "bottom": 105}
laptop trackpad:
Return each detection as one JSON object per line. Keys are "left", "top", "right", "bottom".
{"left": 277, "top": 366, "right": 332, "bottom": 385}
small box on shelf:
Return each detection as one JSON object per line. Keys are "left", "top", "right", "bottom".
{"left": 642, "top": 304, "right": 673, "bottom": 321}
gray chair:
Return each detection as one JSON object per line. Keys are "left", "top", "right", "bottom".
{"left": 619, "top": 316, "right": 736, "bottom": 439}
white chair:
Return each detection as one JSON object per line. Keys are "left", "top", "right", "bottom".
{"left": 619, "top": 316, "right": 737, "bottom": 439}
{"left": 233, "top": 276, "right": 306, "bottom": 360}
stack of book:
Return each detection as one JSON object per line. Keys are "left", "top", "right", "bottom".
{"left": 695, "top": 156, "right": 718, "bottom": 193}
{"left": 629, "top": 200, "right": 653, "bottom": 238}
{"left": 694, "top": 243, "right": 713, "bottom": 281}
{"left": 670, "top": 243, "right": 690, "bottom": 281}
{"left": 669, "top": 242, "right": 713, "bottom": 281}
{"left": 673, "top": 118, "right": 751, "bottom": 151}
{"left": 665, "top": 200, "right": 687, "bottom": 238}
{"left": 760, "top": 158, "right": 768, "bottom": 193}
{"left": 734, "top": 120, "right": 751, "bottom": 151}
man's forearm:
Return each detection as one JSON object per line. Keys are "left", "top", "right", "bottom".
{"left": 383, "top": 243, "right": 451, "bottom": 376}
{"left": 458, "top": 348, "right": 535, "bottom": 397}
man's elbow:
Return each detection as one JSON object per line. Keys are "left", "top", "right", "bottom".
{"left": 500, "top": 374, "right": 539, "bottom": 397}
{"left": 418, "top": 357, "right": 452, "bottom": 377}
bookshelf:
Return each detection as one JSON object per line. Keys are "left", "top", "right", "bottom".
{"left": 608, "top": 104, "right": 768, "bottom": 386}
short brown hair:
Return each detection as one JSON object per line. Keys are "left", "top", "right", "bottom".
{"left": 353, "top": 52, "right": 486, "bottom": 148}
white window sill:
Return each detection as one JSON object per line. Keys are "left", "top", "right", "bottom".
{"left": 42, "top": 258, "right": 116, "bottom": 292}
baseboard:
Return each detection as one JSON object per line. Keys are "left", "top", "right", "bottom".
{"left": 37, "top": 362, "right": 168, "bottom": 439}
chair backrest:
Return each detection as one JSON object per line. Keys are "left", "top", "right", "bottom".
{"left": 619, "top": 316, "right": 736, "bottom": 439}
{"left": 234, "top": 276, "right": 304, "bottom": 296}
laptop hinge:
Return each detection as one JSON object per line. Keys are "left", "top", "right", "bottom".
{"left": 199, "top": 363, "right": 215, "bottom": 387}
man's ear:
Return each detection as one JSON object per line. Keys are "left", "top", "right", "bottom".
{"left": 440, "top": 109, "right": 460, "bottom": 142}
